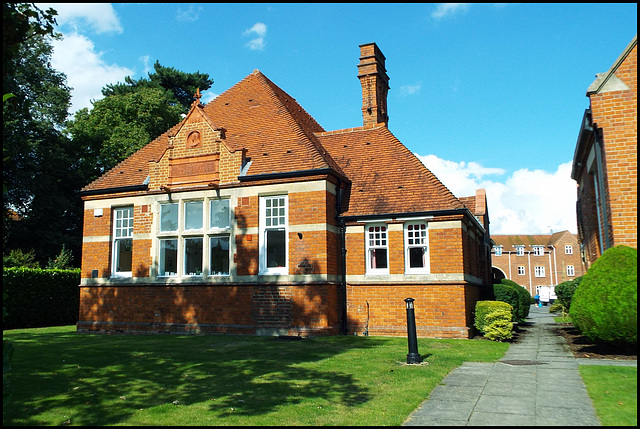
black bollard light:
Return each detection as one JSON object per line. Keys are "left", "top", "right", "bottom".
{"left": 404, "top": 298, "right": 420, "bottom": 364}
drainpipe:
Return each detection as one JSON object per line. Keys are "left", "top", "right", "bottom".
{"left": 335, "top": 179, "right": 348, "bottom": 335}
{"left": 550, "top": 245, "right": 558, "bottom": 286}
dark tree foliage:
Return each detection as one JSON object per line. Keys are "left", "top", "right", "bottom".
{"left": 102, "top": 60, "right": 213, "bottom": 112}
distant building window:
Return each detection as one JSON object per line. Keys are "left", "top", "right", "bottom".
{"left": 565, "top": 245, "right": 573, "bottom": 255}
{"left": 518, "top": 266, "right": 525, "bottom": 275}
{"left": 534, "top": 266, "right": 545, "bottom": 277}
{"left": 567, "top": 265, "right": 575, "bottom": 277}
{"left": 366, "top": 224, "right": 389, "bottom": 274}
{"left": 405, "top": 222, "right": 429, "bottom": 273}
{"left": 533, "top": 246, "right": 544, "bottom": 256}
{"left": 516, "top": 246, "right": 524, "bottom": 256}
{"left": 494, "top": 246, "right": 502, "bottom": 256}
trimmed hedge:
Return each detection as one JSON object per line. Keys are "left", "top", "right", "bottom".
{"left": 500, "top": 279, "right": 531, "bottom": 321}
{"left": 475, "top": 300, "right": 512, "bottom": 334}
{"left": 3, "top": 267, "right": 81, "bottom": 329}
{"left": 483, "top": 308, "right": 513, "bottom": 341}
{"left": 555, "top": 277, "right": 582, "bottom": 310}
{"left": 493, "top": 282, "right": 527, "bottom": 323}
{"left": 570, "top": 245, "right": 637, "bottom": 344}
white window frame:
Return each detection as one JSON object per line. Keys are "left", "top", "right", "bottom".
{"left": 157, "top": 198, "right": 232, "bottom": 278}
{"left": 533, "top": 246, "right": 544, "bottom": 256}
{"left": 517, "top": 266, "right": 525, "bottom": 275}
{"left": 366, "top": 223, "right": 389, "bottom": 275}
{"left": 565, "top": 245, "right": 573, "bottom": 255}
{"left": 516, "top": 246, "right": 524, "bottom": 256}
{"left": 534, "top": 266, "right": 545, "bottom": 277}
{"left": 404, "top": 222, "right": 429, "bottom": 274}
{"left": 494, "top": 246, "right": 502, "bottom": 256}
{"left": 566, "top": 265, "right": 575, "bottom": 277}
{"left": 112, "top": 206, "right": 134, "bottom": 277}
{"left": 259, "top": 195, "right": 289, "bottom": 275}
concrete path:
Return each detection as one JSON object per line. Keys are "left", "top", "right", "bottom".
{"left": 403, "top": 305, "right": 636, "bottom": 426}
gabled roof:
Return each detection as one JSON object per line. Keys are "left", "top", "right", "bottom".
{"left": 492, "top": 231, "right": 577, "bottom": 248}
{"left": 316, "top": 125, "right": 463, "bottom": 217}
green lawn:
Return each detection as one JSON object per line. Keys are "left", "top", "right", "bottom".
{"left": 3, "top": 325, "right": 508, "bottom": 426}
{"left": 580, "top": 365, "right": 637, "bottom": 426}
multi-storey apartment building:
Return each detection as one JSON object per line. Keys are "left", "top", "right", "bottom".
{"left": 491, "top": 231, "right": 585, "bottom": 298}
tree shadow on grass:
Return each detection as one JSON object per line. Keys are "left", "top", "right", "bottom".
{"left": 3, "top": 330, "right": 384, "bottom": 426}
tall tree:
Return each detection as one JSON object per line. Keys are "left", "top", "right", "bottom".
{"left": 102, "top": 61, "right": 213, "bottom": 112}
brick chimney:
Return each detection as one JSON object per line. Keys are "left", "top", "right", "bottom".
{"left": 358, "top": 43, "right": 390, "bottom": 127}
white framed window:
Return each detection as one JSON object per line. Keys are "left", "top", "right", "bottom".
{"left": 112, "top": 206, "right": 134, "bottom": 277}
{"left": 405, "top": 222, "right": 429, "bottom": 273}
{"left": 534, "top": 266, "right": 545, "bottom": 277}
{"left": 517, "top": 266, "right": 525, "bottom": 275}
{"left": 494, "top": 246, "right": 502, "bottom": 256}
{"left": 259, "top": 195, "right": 288, "bottom": 275}
{"left": 566, "top": 265, "right": 575, "bottom": 277}
{"left": 516, "top": 246, "right": 524, "bottom": 256}
{"left": 157, "top": 198, "right": 231, "bottom": 278}
{"left": 533, "top": 246, "right": 544, "bottom": 256}
{"left": 366, "top": 223, "right": 389, "bottom": 274}
{"left": 565, "top": 245, "right": 573, "bottom": 255}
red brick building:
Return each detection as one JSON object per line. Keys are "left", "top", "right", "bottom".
{"left": 77, "top": 43, "right": 492, "bottom": 339}
{"left": 571, "top": 35, "right": 637, "bottom": 268}
{"left": 491, "top": 231, "right": 586, "bottom": 297}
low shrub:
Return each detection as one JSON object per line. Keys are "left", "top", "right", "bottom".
{"left": 483, "top": 308, "right": 513, "bottom": 341}
{"left": 475, "top": 300, "right": 512, "bottom": 334}
{"left": 570, "top": 245, "right": 637, "bottom": 345}
{"left": 555, "top": 277, "right": 582, "bottom": 310}
{"left": 493, "top": 283, "right": 521, "bottom": 322}
{"left": 548, "top": 302, "right": 565, "bottom": 314}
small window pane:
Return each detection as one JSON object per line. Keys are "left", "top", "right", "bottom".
{"left": 184, "top": 237, "right": 203, "bottom": 275}
{"left": 185, "top": 201, "right": 203, "bottom": 230}
{"left": 370, "top": 248, "right": 388, "bottom": 269}
{"left": 210, "top": 237, "right": 230, "bottom": 275}
{"left": 266, "top": 229, "right": 286, "bottom": 268}
{"left": 160, "top": 203, "right": 178, "bottom": 232}
{"left": 210, "top": 199, "right": 230, "bottom": 229}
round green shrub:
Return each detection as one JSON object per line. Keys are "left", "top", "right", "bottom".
{"left": 555, "top": 276, "right": 582, "bottom": 310}
{"left": 483, "top": 308, "right": 513, "bottom": 341}
{"left": 475, "top": 300, "right": 512, "bottom": 333}
{"left": 501, "top": 279, "right": 531, "bottom": 320}
{"left": 569, "top": 245, "right": 637, "bottom": 344}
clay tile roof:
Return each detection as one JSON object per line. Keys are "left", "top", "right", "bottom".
{"left": 81, "top": 69, "right": 345, "bottom": 193}
{"left": 316, "top": 125, "right": 463, "bottom": 217}
{"left": 491, "top": 234, "right": 552, "bottom": 248}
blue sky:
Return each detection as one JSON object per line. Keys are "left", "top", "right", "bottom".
{"left": 38, "top": 3, "right": 637, "bottom": 234}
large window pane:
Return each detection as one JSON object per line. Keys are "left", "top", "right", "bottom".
{"left": 266, "top": 229, "right": 286, "bottom": 268}
{"left": 210, "top": 236, "right": 230, "bottom": 275}
{"left": 114, "top": 238, "right": 132, "bottom": 272}
{"left": 370, "top": 248, "right": 388, "bottom": 269}
{"left": 184, "top": 201, "right": 203, "bottom": 230}
{"left": 184, "top": 237, "right": 203, "bottom": 275}
{"left": 408, "top": 247, "right": 425, "bottom": 268}
{"left": 160, "top": 203, "right": 178, "bottom": 232}
{"left": 159, "top": 239, "right": 177, "bottom": 276}
{"left": 210, "top": 199, "right": 230, "bottom": 229}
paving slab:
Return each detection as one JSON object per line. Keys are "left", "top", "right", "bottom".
{"left": 403, "top": 305, "right": 605, "bottom": 426}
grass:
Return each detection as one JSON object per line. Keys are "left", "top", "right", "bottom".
{"left": 3, "top": 325, "right": 508, "bottom": 426}
{"left": 579, "top": 365, "right": 637, "bottom": 426}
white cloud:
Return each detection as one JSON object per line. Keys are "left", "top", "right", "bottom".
{"left": 38, "top": 3, "right": 123, "bottom": 34}
{"left": 431, "top": 3, "right": 471, "bottom": 20}
{"left": 50, "top": 33, "right": 133, "bottom": 114}
{"left": 400, "top": 83, "right": 422, "bottom": 96}
{"left": 416, "top": 154, "right": 578, "bottom": 235}
{"left": 177, "top": 4, "right": 203, "bottom": 22}
{"left": 243, "top": 22, "right": 267, "bottom": 50}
